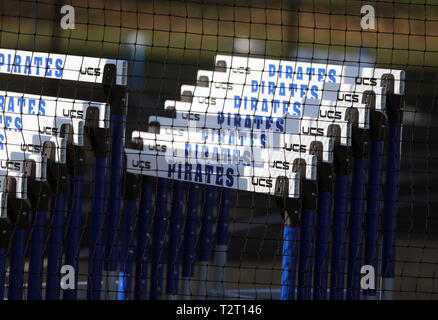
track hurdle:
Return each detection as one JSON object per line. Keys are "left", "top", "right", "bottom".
{"left": 0, "top": 48, "right": 127, "bottom": 300}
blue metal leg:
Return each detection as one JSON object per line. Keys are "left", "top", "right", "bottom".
{"left": 181, "top": 184, "right": 201, "bottom": 299}
{"left": 87, "top": 157, "right": 108, "bottom": 300}
{"left": 297, "top": 209, "right": 316, "bottom": 300}
{"left": 347, "top": 157, "right": 368, "bottom": 300}
{"left": 46, "top": 193, "right": 66, "bottom": 300}
{"left": 104, "top": 113, "right": 126, "bottom": 299}
{"left": 27, "top": 210, "right": 47, "bottom": 300}
{"left": 313, "top": 191, "right": 332, "bottom": 300}
{"left": 118, "top": 198, "right": 138, "bottom": 300}
{"left": 330, "top": 174, "right": 349, "bottom": 300}
{"left": 63, "top": 175, "right": 84, "bottom": 300}
{"left": 134, "top": 178, "right": 154, "bottom": 300}
{"left": 166, "top": 180, "right": 185, "bottom": 299}
{"left": 281, "top": 225, "right": 298, "bottom": 300}
{"left": 382, "top": 124, "right": 402, "bottom": 300}
{"left": 9, "top": 228, "right": 27, "bottom": 300}
{"left": 195, "top": 186, "right": 216, "bottom": 299}
{"left": 149, "top": 178, "right": 169, "bottom": 300}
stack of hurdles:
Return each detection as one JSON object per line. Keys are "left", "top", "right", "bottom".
{"left": 0, "top": 48, "right": 128, "bottom": 300}
{"left": 124, "top": 55, "right": 405, "bottom": 300}
{"left": 0, "top": 48, "right": 405, "bottom": 300}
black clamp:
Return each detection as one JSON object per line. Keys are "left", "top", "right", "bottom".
{"left": 4, "top": 177, "right": 30, "bottom": 230}
{"left": 123, "top": 172, "right": 141, "bottom": 201}
{"left": 370, "top": 110, "right": 388, "bottom": 141}
{"left": 386, "top": 94, "right": 404, "bottom": 125}
{"left": 381, "top": 74, "right": 395, "bottom": 95}
{"left": 164, "top": 107, "right": 176, "bottom": 118}
{"left": 25, "top": 160, "right": 51, "bottom": 211}
{"left": 129, "top": 136, "right": 143, "bottom": 150}
{"left": 103, "top": 64, "right": 128, "bottom": 116}
{"left": 43, "top": 141, "right": 69, "bottom": 194}
{"left": 275, "top": 176, "right": 300, "bottom": 227}
{"left": 274, "top": 177, "right": 317, "bottom": 228}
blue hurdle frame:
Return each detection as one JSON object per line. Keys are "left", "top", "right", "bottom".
{"left": 313, "top": 161, "right": 334, "bottom": 300}
{"left": 381, "top": 93, "right": 404, "bottom": 300}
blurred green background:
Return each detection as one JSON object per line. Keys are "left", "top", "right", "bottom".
{"left": 1, "top": 0, "right": 437, "bottom": 67}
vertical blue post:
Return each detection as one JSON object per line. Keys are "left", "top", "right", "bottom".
{"left": 87, "top": 157, "right": 108, "bottom": 300}
{"left": 382, "top": 94, "right": 403, "bottom": 300}
{"left": 363, "top": 112, "right": 387, "bottom": 299}
{"left": 27, "top": 210, "right": 47, "bottom": 300}
{"left": 46, "top": 192, "right": 66, "bottom": 300}
{"left": 296, "top": 180, "right": 318, "bottom": 300}
{"left": 281, "top": 225, "right": 298, "bottom": 300}
{"left": 381, "top": 125, "right": 401, "bottom": 299}
{"left": 104, "top": 110, "right": 126, "bottom": 299}
{"left": 297, "top": 208, "right": 316, "bottom": 300}
{"left": 276, "top": 178, "right": 301, "bottom": 300}
{"left": 346, "top": 128, "right": 369, "bottom": 300}
{"left": 149, "top": 178, "right": 169, "bottom": 300}
{"left": 346, "top": 157, "right": 368, "bottom": 300}
{"left": 8, "top": 196, "right": 31, "bottom": 300}
{"left": 118, "top": 173, "right": 140, "bottom": 300}
{"left": 9, "top": 228, "right": 26, "bottom": 300}
{"left": 213, "top": 189, "right": 230, "bottom": 298}
{"left": 26, "top": 178, "right": 51, "bottom": 300}
{"left": 63, "top": 173, "right": 84, "bottom": 300}
{"left": 104, "top": 30, "right": 145, "bottom": 299}
{"left": 330, "top": 175, "right": 349, "bottom": 300}
{"left": 166, "top": 180, "right": 186, "bottom": 299}
{"left": 0, "top": 247, "right": 6, "bottom": 300}
{"left": 134, "top": 177, "right": 154, "bottom": 300}
{"left": 0, "top": 219, "right": 11, "bottom": 300}
{"left": 313, "top": 162, "right": 334, "bottom": 300}
{"left": 44, "top": 142, "right": 69, "bottom": 300}
{"left": 363, "top": 141, "right": 384, "bottom": 298}
{"left": 330, "top": 144, "right": 351, "bottom": 300}
{"left": 181, "top": 183, "right": 201, "bottom": 299}
{"left": 346, "top": 127, "right": 370, "bottom": 300}
{"left": 313, "top": 192, "right": 332, "bottom": 300}
{"left": 195, "top": 186, "right": 216, "bottom": 299}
